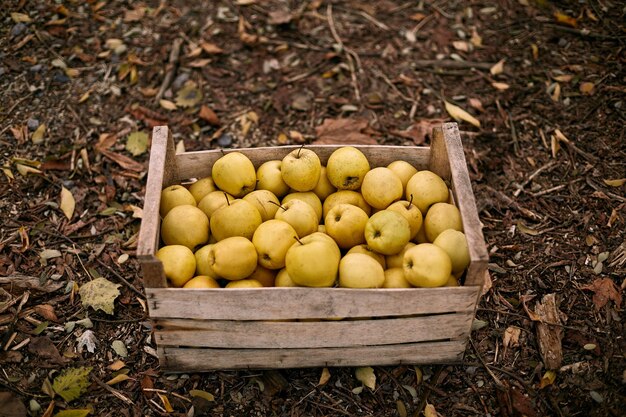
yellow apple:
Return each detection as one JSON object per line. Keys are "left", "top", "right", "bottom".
{"left": 317, "top": 224, "right": 326, "bottom": 233}
{"left": 183, "top": 275, "right": 220, "bottom": 289}
{"left": 322, "top": 190, "right": 372, "bottom": 218}
{"left": 208, "top": 237, "right": 258, "bottom": 280}
{"left": 424, "top": 202, "right": 463, "bottom": 242}
{"left": 160, "top": 185, "right": 196, "bottom": 217}
{"left": 256, "top": 160, "right": 290, "bottom": 198}
{"left": 445, "top": 275, "right": 460, "bottom": 287}
{"left": 386, "top": 200, "right": 423, "bottom": 240}
{"left": 188, "top": 177, "right": 217, "bottom": 204}
{"left": 385, "top": 242, "right": 416, "bottom": 269}
{"left": 252, "top": 219, "right": 299, "bottom": 269}
{"left": 339, "top": 253, "right": 385, "bottom": 288}
{"left": 285, "top": 232, "right": 340, "bottom": 287}
{"left": 210, "top": 199, "right": 262, "bottom": 241}
{"left": 281, "top": 148, "right": 321, "bottom": 191}
{"left": 405, "top": 170, "right": 449, "bottom": 214}
{"left": 361, "top": 167, "right": 403, "bottom": 209}
{"left": 324, "top": 204, "right": 368, "bottom": 249}
{"left": 275, "top": 268, "right": 298, "bottom": 287}
{"left": 414, "top": 223, "right": 429, "bottom": 243}
{"left": 212, "top": 152, "right": 256, "bottom": 197}
{"left": 156, "top": 245, "right": 196, "bottom": 287}
{"left": 433, "top": 229, "right": 470, "bottom": 274}
{"left": 161, "top": 205, "right": 209, "bottom": 249}
{"left": 347, "top": 244, "right": 386, "bottom": 269}
{"left": 226, "top": 279, "right": 263, "bottom": 288}
{"left": 194, "top": 244, "right": 219, "bottom": 278}
{"left": 198, "top": 191, "right": 235, "bottom": 218}
{"left": 326, "top": 146, "right": 370, "bottom": 190}
{"left": 243, "top": 189, "right": 280, "bottom": 222}
{"left": 274, "top": 199, "right": 318, "bottom": 238}
{"left": 383, "top": 268, "right": 412, "bottom": 288}
{"left": 364, "top": 210, "right": 411, "bottom": 255}
{"left": 403, "top": 243, "right": 451, "bottom": 287}
{"left": 312, "top": 166, "right": 337, "bottom": 201}
{"left": 387, "top": 160, "right": 418, "bottom": 193}
{"left": 282, "top": 192, "right": 323, "bottom": 222}
{"left": 247, "top": 265, "right": 277, "bottom": 287}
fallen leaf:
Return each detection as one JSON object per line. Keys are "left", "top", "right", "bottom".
{"left": 424, "top": 404, "right": 438, "bottom": 417}
{"left": 444, "top": 101, "right": 481, "bottom": 128}
{"left": 581, "top": 278, "right": 622, "bottom": 310}
{"left": 503, "top": 326, "right": 521, "bottom": 357}
{"left": 0, "top": 391, "right": 28, "bottom": 417}
{"left": 236, "top": 0, "right": 257, "bottom": 4}
{"left": 492, "top": 82, "right": 510, "bottom": 90}
{"left": 390, "top": 119, "right": 445, "bottom": 145}
{"left": 79, "top": 278, "right": 121, "bottom": 315}
{"left": 554, "top": 11, "right": 577, "bottom": 27}
{"left": 517, "top": 221, "right": 542, "bottom": 236}
{"left": 409, "top": 13, "right": 427, "bottom": 21}
{"left": 40, "top": 249, "right": 62, "bottom": 260}
{"left": 539, "top": 370, "right": 556, "bottom": 389}
{"left": 397, "top": 400, "right": 407, "bottom": 417}
{"left": 52, "top": 367, "right": 92, "bottom": 402}
{"left": 470, "top": 28, "right": 482, "bottom": 47}
{"left": 268, "top": 10, "right": 294, "bottom": 25}
{"left": 11, "top": 12, "right": 32, "bottom": 23}
{"left": 550, "top": 82, "right": 561, "bottom": 102}
{"left": 99, "top": 149, "right": 144, "bottom": 172}
{"left": 318, "top": 368, "right": 331, "bottom": 386}
{"left": 199, "top": 105, "right": 220, "bottom": 126}
{"left": 176, "top": 84, "right": 202, "bottom": 108}
{"left": 187, "top": 59, "right": 211, "bottom": 68}
{"left": 60, "top": 186, "right": 75, "bottom": 220}
{"left": 579, "top": 82, "right": 595, "bottom": 95}
{"left": 603, "top": 178, "right": 626, "bottom": 187}
{"left": 53, "top": 409, "right": 92, "bottom": 417}
{"left": 510, "top": 387, "right": 538, "bottom": 417}
{"left": 29, "top": 336, "right": 67, "bottom": 365}
{"left": 108, "top": 360, "right": 126, "bottom": 371}
{"left": 551, "top": 135, "right": 560, "bottom": 158}
{"left": 106, "top": 374, "right": 131, "bottom": 386}
{"left": 490, "top": 59, "right": 505, "bottom": 75}
{"left": 125, "top": 132, "right": 148, "bottom": 156}
{"left": 200, "top": 41, "right": 224, "bottom": 54}
{"left": 111, "top": 340, "right": 128, "bottom": 358}
{"left": 159, "top": 99, "right": 177, "bottom": 111}
{"left": 32, "top": 124, "right": 46, "bottom": 144}
{"left": 0, "top": 276, "right": 63, "bottom": 293}
{"left": 452, "top": 41, "right": 471, "bottom": 52}
{"left": 76, "top": 330, "right": 98, "bottom": 353}
{"left": 468, "top": 98, "right": 485, "bottom": 112}
{"left": 531, "top": 43, "right": 539, "bottom": 60}
{"left": 554, "top": 129, "right": 570, "bottom": 143}
{"left": 553, "top": 74, "right": 573, "bottom": 83}
{"left": 355, "top": 367, "right": 376, "bottom": 390}
{"left": 314, "top": 118, "right": 377, "bottom": 144}
{"left": 34, "top": 304, "right": 59, "bottom": 322}
{"left": 157, "top": 394, "right": 174, "bottom": 413}
{"left": 189, "top": 389, "right": 215, "bottom": 402}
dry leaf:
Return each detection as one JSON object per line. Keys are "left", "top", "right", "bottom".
{"left": 99, "top": 149, "right": 144, "bottom": 172}
{"left": 550, "top": 83, "right": 561, "bottom": 102}
{"left": 11, "top": 12, "right": 32, "bottom": 22}
{"left": 0, "top": 392, "right": 27, "bottom": 417}
{"left": 108, "top": 360, "right": 126, "bottom": 371}
{"left": 424, "top": 404, "right": 438, "bottom": 417}
{"left": 199, "top": 105, "right": 220, "bottom": 126}
{"left": 53, "top": 409, "right": 92, "bottom": 417}
{"left": 176, "top": 84, "right": 203, "bottom": 108}
{"left": 79, "top": 278, "right": 121, "bottom": 315}
{"left": 32, "top": 124, "right": 46, "bottom": 144}
{"left": 52, "top": 367, "right": 92, "bottom": 402}
{"left": 539, "top": 370, "right": 556, "bottom": 389}
{"left": 581, "top": 278, "right": 622, "bottom": 310}
{"left": 554, "top": 11, "right": 577, "bottom": 27}
{"left": 553, "top": 74, "right": 573, "bottom": 83}
{"left": 409, "top": 13, "right": 427, "bottom": 21}
{"left": 159, "top": 99, "right": 177, "bottom": 111}
{"left": 551, "top": 135, "right": 560, "bottom": 158}
{"left": 490, "top": 59, "right": 505, "bottom": 76}
{"left": 503, "top": 326, "right": 521, "bottom": 357}
{"left": 60, "top": 186, "right": 75, "bottom": 220}
{"left": 390, "top": 119, "right": 445, "bottom": 145}
{"left": 268, "top": 10, "right": 294, "bottom": 25}
{"left": 106, "top": 374, "right": 131, "bottom": 386}
{"left": 603, "top": 178, "right": 626, "bottom": 187}
{"left": 76, "top": 330, "right": 98, "bottom": 353}
{"left": 554, "top": 129, "right": 570, "bottom": 143}
{"left": 125, "top": 132, "right": 148, "bottom": 156}
{"left": 531, "top": 43, "right": 539, "bottom": 60}
{"left": 314, "top": 118, "right": 377, "bottom": 144}
{"left": 579, "top": 82, "right": 595, "bottom": 95}
{"left": 444, "top": 101, "right": 481, "bottom": 128}
{"left": 452, "top": 41, "right": 471, "bottom": 52}
{"left": 468, "top": 98, "right": 484, "bottom": 112}
{"left": 157, "top": 394, "right": 174, "bottom": 413}
{"left": 517, "top": 221, "right": 542, "bottom": 236}
{"left": 318, "top": 368, "right": 331, "bottom": 386}
{"left": 188, "top": 58, "right": 211, "bottom": 68}
{"left": 189, "top": 389, "right": 215, "bottom": 402}
{"left": 492, "top": 82, "right": 510, "bottom": 90}
{"left": 470, "top": 28, "right": 482, "bottom": 47}
{"left": 355, "top": 367, "right": 376, "bottom": 390}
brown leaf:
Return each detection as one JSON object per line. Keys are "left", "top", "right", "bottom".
{"left": 390, "top": 119, "right": 445, "bottom": 145}
{"left": 34, "top": 304, "right": 59, "bottom": 322}
{"left": 581, "top": 278, "right": 622, "bottom": 310}
{"left": 268, "top": 10, "right": 293, "bottom": 25}
{"left": 510, "top": 387, "right": 538, "bottom": 417}
{"left": 502, "top": 326, "right": 521, "bottom": 357}
{"left": 140, "top": 375, "right": 154, "bottom": 398}
{"left": 0, "top": 351, "right": 23, "bottom": 363}
{"left": 0, "top": 391, "right": 27, "bottom": 417}
{"left": 99, "top": 149, "right": 144, "bottom": 172}
{"left": 0, "top": 276, "right": 64, "bottom": 294}
{"left": 28, "top": 336, "right": 67, "bottom": 365}
{"left": 468, "top": 98, "right": 485, "bottom": 112}
{"left": 313, "top": 118, "right": 377, "bottom": 145}
{"left": 200, "top": 41, "right": 224, "bottom": 54}
{"left": 554, "top": 11, "right": 577, "bottom": 27}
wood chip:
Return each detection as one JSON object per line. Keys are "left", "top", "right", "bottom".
{"left": 534, "top": 294, "right": 563, "bottom": 370}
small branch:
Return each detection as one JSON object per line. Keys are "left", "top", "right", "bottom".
{"left": 327, "top": 5, "right": 361, "bottom": 103}
{"left": 155, "top": 38, "right": 183, "bottom": 103}
{"left": 544, "top": 24, "right": 624, "bottom": 41}
{"left": 93, "top": 376, "right": 134, "bottom": 405}
{"left": 413, "top": 59, "right": 495, "bottom": 71}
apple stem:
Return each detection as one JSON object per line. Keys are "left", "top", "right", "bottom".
{"left": 220, "top": 149, "right": 226, "bottom": 156}
{"left": 408, "top": 194, "right": 414, "bottom": 208}
{"left": 267, "top": 200, "right": 286, "bottom": 211}
{"left": 293, "top": 236, "right": 304, "bottom": 245}
{"left": 224, "top": 192, "right": 230, "bottom": 206}
{"left": 296, "top": 144, "right": 304, "bottom": 158}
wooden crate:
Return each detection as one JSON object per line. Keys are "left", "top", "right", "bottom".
{"left": 137, "top": 123, "right": 488, "bottom": 371}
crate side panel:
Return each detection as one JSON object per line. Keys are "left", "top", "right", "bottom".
{"left": 147, "top": 287, "right": 480, "bottom": 320}
{"left": 160, "top": 339, "right": 467, "bottom": 371}
{"left": 155, "top": 312, "right": 473, "bottom": 349}
{"left": 175, "top": 146, "right": 430, "bottom": 181}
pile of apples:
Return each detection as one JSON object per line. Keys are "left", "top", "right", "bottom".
{"left": 155, "top": 146, "right": 470, "bottom": 289}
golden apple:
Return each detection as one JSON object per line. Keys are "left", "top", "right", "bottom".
{"left": 161, "top": 205, "right": 209, "bottom": 249}
{"left": 326, "top": 146, "right": 370, "bottom": 190}
{"left": 275, "top": 268, "right": 298, "bottom": 287}
{"left": 405, "top": 170, "right": 449, "bottom": 214}
{"left": 387, "top": 160, "right": 417, "bottom": 193}
{"left": 324, "top": 204, "right": 368, "bottom": 249}
{"left": 383, "top": 268, "right": 412, "bottom": 288}
{"left": 212, "top": 152, "right": 256, "bottom": 197}
{"left": 188, "top": 177, "right": 217, "bottom": 204}
{"left": 247, "top": 265, "right": 277, "bottom": 287}
{"left": 403, "top": 243, "right": 451, "bottom": 287}
{"left": 282, "top": 192, "right": 323, "bottom": 222}
{"left": 160, "top": 185, "right": 196, "bottom": 217}
{"left": 226, "top": 279, "right": 263, "bottom": 288}
{"left": 339, "top": 253, "right": 385, "bottom": 288}
{"left": 256, "top": 160, "right": 290, "bottom": 198}
{"left": 414, "top": 223, "right": 429, "bottom": 243}
{"left": 285, "top": 232, "right": 340, "bottom": 287}
{"left": 156, "top": 245, "right": 196, "bottom": 287}
{"left": 194, "top": 244, "right": 219, "bottom": 279}
{"left": 386, "top": 200, "right": 423, "bottom": 240}
{"left": 274, "top": 199, "right": 318, "bottom": 238}
{"left": 424, "top": 202, "right": 463, "bottom": 242}
{"left": 433, "top": 229, "right": 470, "bottom": 274}
{"left": 347, "top": 244, "right": 386, "bottom": 269}
{"left": 317, "top": 224, "right": 326, "bottom": 233}
{"left": 252, "top": 219, "right": 299, "bottom": 269}
{"left": 198, "top": 191, "right": 235, "bottom": 218}
{"left": 243, "top": 189, "right": 280, "bottom": 222}
{"left": 312, "top": 166, "right": 337, "bottom": 201}
{"left": 210, "top": 199, "right": 262, "bottom": 241}
{"left": 385, "top": 242, "right": 416, "bottom": 269}
{"left": 281, "top": 148, "right": 321, "bottom": 191}
{"left": 445, "top": 275, "right": 460, "bottom": 287}
{"left": 361, "top": 167, "right": 403, "bottom": 209}
{"left": 183, "top": 275, "right": 220, "bottom": 289}
{"left": 364, "top": 210, "right": 411, "bottom": 255}
{"left": 322, "top": 190, "right": 372, "bottom": 218}
{"left": 208, "top": 237, "right": 258, "bottom": 280}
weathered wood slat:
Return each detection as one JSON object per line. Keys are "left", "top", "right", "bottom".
{"left": 159, "top": 339, "right": 467, "bottom": 371}
{"left": 155, "top": 313, "right": 473, "bottom": 349}
{"left": 174, "top": 145, "right": 431, "bottom": 181}
{"left": 146, "top": 286, "right": 480, "bottom": 320}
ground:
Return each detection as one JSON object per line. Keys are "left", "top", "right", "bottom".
{"left": 1, "top": 0, "right": 625, "bottom": 416}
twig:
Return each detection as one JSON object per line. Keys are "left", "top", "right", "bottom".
{"left": 585, "top": 178, "right": 626, "bottom": 203}
{"left": 0, "top": 92, "right": 34, "bottom": 122}
{"left": 93, "top": 375, "right": 134, "bottom": 405}
{"left": 65, "top": 103, "right": 90, "bottom": 135}
{"left": 356, "top": 11, "right": 390, "bottom": 30}
{"left": 416, "top": 366, "right": 445, "bottom": 412}
{"left": 513, "top": 161, "right": 558, "bottom": 197}
{"left": 544, "top": 24, "right": 623, "bottom": 41}
{"left": 413, "top": 59, "right": 495, "bottom": 71}
{"left": 155, "top": 38, "right": 183, "bottom": 103}
{"left": 482, "top": 185, "right": 543, "bottom": 221}
{"left": 469, "top": 337, "right": 506, "bottom": 390}
{"left": 372, "top": 69, "right": 414, "bottom": 102}
{"left": 327, "top": 5, "right": 361, "bottom": 103}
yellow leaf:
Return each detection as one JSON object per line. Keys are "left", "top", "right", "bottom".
{"left": 32, "top": 124, "right": 46, "bottom": 144}
{"left": 579, "top": 82, "right": 595, "bottom": 95}
{"left": 277, "top": 133, "right": 288, "bottom": 144}
{"left": 78, "top": 91, "right": 90, "bottom": 103}
{"left": 189, "top": 389, "right": 215, "bottom": 402}
{"left": 553, "top": 74, "right": 573, "bottom": 83}
{"left": 554, "top": 129, "right": 570, "bottom": 143}
{"left": 16, "top": 163, "right": 42, "bottom": 176}
{"left": 11, "top": 12, "right": 32, "bottom": 23}
{"left": 531, "top": 44, "right": 539, "bottom": 60}
{"left": 159, "top": 99, "right": 177, "bottom": 111}
{"left": 550, "top": 83, "right": 561, "bottom": 102}
{"left": 355, "top": 367, "right": 376, "bottom": 390}
{"left": 60, "top": 186, "right": 75, "bottom": 220}
{"left": 539, "top": 370, "right": 557, "bottom": 388}
{"left": 157, "top": 394, "right": 174, "bottom": 412}
{"left": 470, "top": 28, "right": 482, "bottom": 47}
{"left": 318, "top": 367, "right": 331, "bottom": 386}
{"left": 108, "top": 360, "right": 126, "bottom": 371}
{"left": 452, "top": 41, "right": 470, "bottom": 52}
{"left": 65, "top": 68, "right": 80, "bottom": 78}
{"left": 554, "top": 11, "right": 577, "bottom": 28}
{"left": 106, "top": 374, "right": 131, "bottom": 385}
{"left": 517, "top": 221, "right": 542, "bottom": 236}
{"left": 175, "top": 84, "right": 203, "bottom": 108}
{"left": 53, "top": 410, "right": 92, "bottom": 417}
{"left": 492, "top": 82, "right": 510, "bottom": 90}
{"left": 2, "top": 167, "right": 14, "bottom": 181}
{"left": 53, "top": 367, "right": 92, "bottom": 402}
{"left": 551, "top": 135, "right": 560, "bottom": 158}
{"left": 604, "top": 178, "right": 626, "bottom": 187}
{"left": 490, "top": 59, "right": 505, "bottom": 76}
{"left": 444, "top": 101, "right": 481, "bottom": 128}
{"left": 424, "top": 404, "right": 438, "bottom": 417}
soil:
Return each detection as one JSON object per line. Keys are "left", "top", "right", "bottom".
{"left": 1, "top": 1, "right": 624, "bottom": 416}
